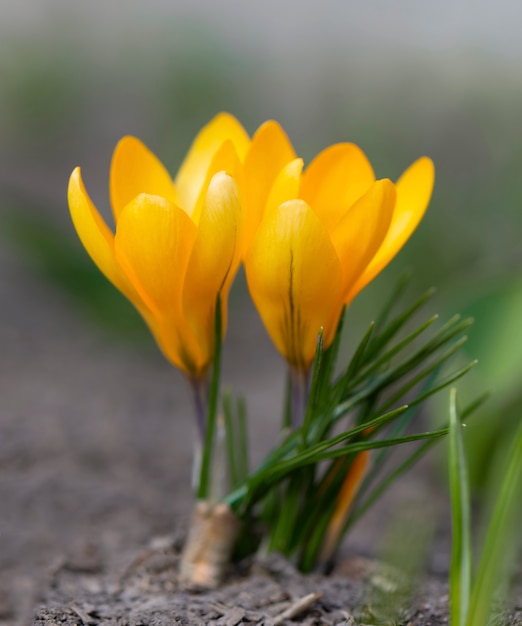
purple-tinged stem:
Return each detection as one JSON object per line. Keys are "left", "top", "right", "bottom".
{"left": 289, "top": 366, "right": 310, "bottom": 429}
{"left": 189, "top": 376, "right": 208, "bottom": 445}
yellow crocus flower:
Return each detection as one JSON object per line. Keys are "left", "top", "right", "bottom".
{"left": 68, "top": 113, "right": 249, "bottom": 380}
{"left": 245, "top": 121, "right": 435, "bottom": 372}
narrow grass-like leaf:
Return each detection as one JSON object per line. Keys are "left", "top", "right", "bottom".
{"left": 460, "top": 392, "right": 491, "bottom": 420}
{"left": 282, "top": 370, "right": 293, "bottom": 429}
{"left": 316, "top": 309, "right": 346, "bottom": 405}
{"left": 197, "top": 294, "right": 222, "bottom": 500}
{"left": 333, "top": 358, "right": 476, "bottom": 424}
{"left": 357, "top": 314, "right": 438, "bottom": 382}
{"left": 448, "top": 388, "right": 472, "bottom": 626}
{"left": 223, "top": 393, "right": 251, "bottom": 489}
{"left": 239, "top": 429, "right": 446, "bottom": 512}
{"left": 299, "top": 501, "right": 338, "bottom": 572}
{"left": 362, "top": 286, "right": 436, "bottom": 365}
{"left": 355, "top": 371, "right": 441, "bottom": 503}
{"left": 236, "top": 396, "right": 249, "bottom": 482}
{"left": 302, "top": 329, "right": 325, "bottom": 445}
{"left": 249, "top": 426, "right": 446, "bottom": 494}
{"left": 466, "top": 418, "right": 522, "bottom": 626}
{"left": 312, "top": 429, "right": 447, "bottom": 462}
{"left": 357, "top": 316, "right": 473, "bottom": 394}
{"left": 223, "top": 391, "right": 239, "bottom": 490}
{"left": 372, "top": 269, "right": 413, "bottom": 335}
{"left": 255, "top": 404, "right": 409, "bottom": 488}
{"left": 380, "top": 341, "right": 472, "bottom": 412}
{"left": 331, "top": 321, "right": 374, "bottom": 403}
{"left": 346, "top": 393, "right": 489, "bottom": 534}
{"left": 347, "top": 438, "right": 438, "bottom": 532}
{"left": 405, "top": 361, "right": 478, "bottom": 410}
{"left": 336, "top": 315, "right": 473, "bottom": 415}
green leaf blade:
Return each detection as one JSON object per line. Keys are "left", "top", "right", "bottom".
{"left": 448, "top": 388, "right": 472, "bottom": 626}
{"left": 466, "top": 417, "right": 522, "bottom": 626}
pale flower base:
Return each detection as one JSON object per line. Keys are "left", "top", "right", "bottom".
{"left": 179, "top": 501, "right": 240, "bottom": 588}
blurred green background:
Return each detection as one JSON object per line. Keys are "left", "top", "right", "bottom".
{"left": 1, "top": 1, "right": 521, "bottom": 488}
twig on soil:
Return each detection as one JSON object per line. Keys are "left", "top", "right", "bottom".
{"left": 117, "top": 535, "right": 179, "bottom": 588}
{"left": 273, "top": 591, "right": 323, "bottom": 624}
{"left": 338, "top": 612, "right": 356, "bottom": 625}
{"left": 70, "top": 604, "right": 97, "bottom": 625}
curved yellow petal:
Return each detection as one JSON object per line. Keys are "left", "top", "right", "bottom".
{"left": 147, "top": 312, "right": 206, "bottom": 377}
{"left": 68, "top": 167, "right": 145, "bottom": 309}
{"left": 113, "top": 194, "right": 208, "bottom": 375}
{"left": 110, "top": 136, "right": 177, "bottom": 222}
{"left": 245, "top": 199, "right": 343, "bottom": 371}
{"left": 243, "top": 120, "right": 297, "bottom": 247}
{"left": 188, "top": 139, "right": 243, "bottom": 224}
{"left": 329, "top": 179, "right": 395, "bottom": 299}
{"left": 347, "top": 157, "right": 435, "bottom": 300}
{"left": 183, "top": 172, "right": 242, "bottom": 366}
{"left": 113, "top": 194, "right": 197, "bottom": 315}
{"left": 300, "top": 143, "right": 375, "bottom": 231}
{"left": 175, "top": 113, "right": 250, "bottom": 215}
{"left": 69, "top": 168, "right": 195, "bottom": 371}
{"left": 265, "top": 158, "right": 304, "bottom": 216}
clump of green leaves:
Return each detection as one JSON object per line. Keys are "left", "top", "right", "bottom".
{"left": 201, "top": 281, "right": 484, "bottom": 572}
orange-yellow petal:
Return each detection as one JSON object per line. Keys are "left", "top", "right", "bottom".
{"left": 243, "top": 120, "right": 297, "bottom": 246}
{"left": 68, "top": 167, "right": 145, "bottom": 309}
{"left": 265, "top": 158, "right": 304, "bottom": 216}
{"left": 329, "top": 179, "right": 395, "bottom": 298}
{"left": 187, "top": 139, "right": 243, "bottom": 224}
{"left": 69, "top": 167, "right": 196, "bottom": 371}
{"left": 183, "top": 172, "right": 242, "bottom": 361}
{"left": 300, "top": 143, "right": 375, "bottom": 231}
{"left": 113, "top": 194, "right": 197, "bottom": 315}
{"left": 346, "top": 157, "right": 435, "bottom": 300}
{"left": 175, "top": 113, "right": 250, "bottom": 215}
{"left": 245, "top": 199, "right": 343, "bottom": 371}
{"left": 110, "top": 136, "right": 177, "bottom": 222}
{"left": 147, "top": 313, "right": 206, "bottom": 377}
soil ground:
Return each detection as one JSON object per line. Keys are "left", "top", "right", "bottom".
{"left": 1, "top": 249, "right": 520, "bottom": 625}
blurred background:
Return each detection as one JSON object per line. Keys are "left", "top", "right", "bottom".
{"left": 0, "top": 0, "right": 521, "bottom": 574}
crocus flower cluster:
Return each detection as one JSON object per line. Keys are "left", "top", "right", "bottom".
{"left": 68, "top": 113, "right": 434, "bottom": 383}
{"left": 69, "top": 114, "right": 249, "bottom": 380}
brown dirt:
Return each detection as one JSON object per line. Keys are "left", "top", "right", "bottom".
{"left": 1, "top": 249, "right": 520, "bottom": 626}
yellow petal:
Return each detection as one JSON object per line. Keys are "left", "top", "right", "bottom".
{"left": 183, "top": 172, "right": 242, "bottom": 365}
{"left": 347, "top": 157, "right": 435, "bottom": 300}
{"left": 113, "top": 194, "right": 197, "bottom": 315}
{"left": 110, "top": 136, "right": 177, "bottom": 222}
{"left": 113, "top": 194, "right": 210, "bottom": 375}
{"left": 329, "top": 179, "right": 395, "bottom": 301}
{"left": 148, "top": 313, "right": 206, "bottom": 377}
{"left": 68, "top": 167, "right": 145, "bottom": 309}
{"left": 175, "top": 113, "right": 250, "bottom": 215}
{"left": 245, "top": 199, "right": 343, "bottom": 371}
{"left": 265, "top": 158, "right": 304, "bottom": 215}
{"left": 300, "top": 143, "right": 375, "bottom": 231}
{"left": 187, "top": 139, "right": 243, "bottom": 224}
{"left": 69, "top": 168, "right": 197, "bottom": 372}
{"left": 243, "top": 120, "right": 297, "bottom": 247}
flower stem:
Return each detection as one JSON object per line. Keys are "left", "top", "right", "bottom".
{"left": 289, "top": 366, "right": 310, "bottom": 429}
{"left": 189, "top": 376, "right": 208, "bottom": 445}
{"left": 197, "top": 295, "right": 223, "bottom": 501}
